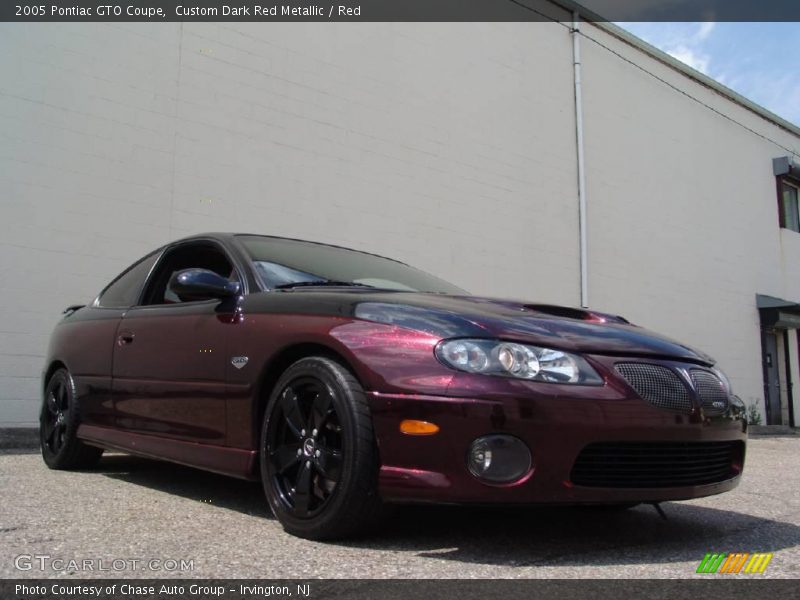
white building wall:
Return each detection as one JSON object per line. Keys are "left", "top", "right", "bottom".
{"left": 1, "top": 17, "right": 798, "bottom": 426}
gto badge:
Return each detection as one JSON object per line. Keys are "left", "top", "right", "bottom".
{"left": 303, "top": 438, "right": 316, "bottom": 457}
{"left": 231, "top": 356, "right": 249, "bottom": 369}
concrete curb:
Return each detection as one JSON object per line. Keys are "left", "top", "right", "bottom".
{"left": 748, "top": 425, "right": 799, "bottom": 437}
{"left": 0, "top": 427, "right": 39, "bottom": 450}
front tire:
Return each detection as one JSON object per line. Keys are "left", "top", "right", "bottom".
{"left": 260, "top": 357, "right": 383, "bottom": 540}
{"left": 40, "top": 368, "right": 103, "bottom": 470}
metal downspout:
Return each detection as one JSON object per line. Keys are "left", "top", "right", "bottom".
{"left": 572, "top": 11, "right": 589, "bottom": 308}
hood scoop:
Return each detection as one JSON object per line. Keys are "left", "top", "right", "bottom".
{"left": 524, "top": 304, "right": 631, "bottom": 325}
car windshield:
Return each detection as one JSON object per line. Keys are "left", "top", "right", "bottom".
{"left": 238, "top": 235, "right": 467, "bottom": 294}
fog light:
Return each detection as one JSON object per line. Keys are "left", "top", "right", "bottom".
{"left": 467, "top": 435, "right": 531, "bottom": 483}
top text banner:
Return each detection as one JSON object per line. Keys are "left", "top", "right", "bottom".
{"left": 2, "top": 0, "right": 800, "bottom": 22}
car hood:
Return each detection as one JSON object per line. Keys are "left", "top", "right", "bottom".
{"left": 348, "top": 293, "right": 715, "bottom": 366}
{"left": 249, "top": 289, "right": 714, "bottom": 365}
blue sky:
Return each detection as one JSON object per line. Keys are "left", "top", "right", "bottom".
{"left": 617, "top": 22, "right": 800, "bottom": 126}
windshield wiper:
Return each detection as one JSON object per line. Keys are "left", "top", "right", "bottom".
{"left": 274, "top": 280, "right": 376, "bottom": 290}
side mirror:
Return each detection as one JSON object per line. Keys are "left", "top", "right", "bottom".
{"left": 168, "top": 269, "right": 240, "bottom": 301}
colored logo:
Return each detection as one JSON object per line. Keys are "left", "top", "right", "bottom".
{"left": 697, "top": 552, "right": 773, "bottom": 574}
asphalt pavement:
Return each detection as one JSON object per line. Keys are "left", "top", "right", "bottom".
{"left": 1, "top": 437, "right": 798, "bottom": 579}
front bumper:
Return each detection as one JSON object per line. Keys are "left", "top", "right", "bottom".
{"left": 369, "top": 380, "right": 747, "bottom": 505}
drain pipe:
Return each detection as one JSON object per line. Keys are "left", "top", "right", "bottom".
{"left": 572, "top": 11, "right": 589, "bottom": 308}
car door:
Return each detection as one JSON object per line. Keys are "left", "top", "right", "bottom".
{"left": 111, "top": 240, "right": 241, "bottom": 444}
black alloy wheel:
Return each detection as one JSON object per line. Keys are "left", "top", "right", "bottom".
{"left": 260, "top": 357, "right": 383, "bottom": 540}
{"left": 42, "top": 375, "right": 70, "bottom": 455}
{"left": 268, "top": 376, "right": 344, "bottom": 518}
{"left": 40, "top": 368, "right": 103, "bottom": 469}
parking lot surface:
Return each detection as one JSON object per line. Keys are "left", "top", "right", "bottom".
{"left": 1, "top": 437, "right": 798, "bottom": 579}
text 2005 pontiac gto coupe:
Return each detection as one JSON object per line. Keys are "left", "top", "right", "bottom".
{"left": 41, "top": 233, "right": 747, "bottom": 539}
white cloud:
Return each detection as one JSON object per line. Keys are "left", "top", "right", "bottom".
{"left": 621, "top": 22, "right": 715, "bottom": 75}
{"left": 695, "top": 22, "right": 716, "bottom": 43}
{"left": 667, "top": 46, "right": 710, "bottom": 74}
{"left": 665, "top": 23, "right": 715, "bottom": 74}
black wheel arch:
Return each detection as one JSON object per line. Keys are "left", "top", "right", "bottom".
{"left": 42, "top": 360, "right": 69, "bottom": 396}
{"left": 252, "top": 342, "right": 368, "bottom": 449}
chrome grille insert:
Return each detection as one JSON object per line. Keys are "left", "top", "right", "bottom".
{"left": 614, "top": 363, "right": 692, "bottom": 413}
{"left": 690, "top": 369, "right": 729, "bottom": 415}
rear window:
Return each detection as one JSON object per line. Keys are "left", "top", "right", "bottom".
{"left": 96, "top": 251, "right": 160, "bottom": 308}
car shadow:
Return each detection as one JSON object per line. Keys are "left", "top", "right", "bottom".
{"left": 98, "top": 453, "right": 272, "bottom": 519}
{"left": 98, "top": 454, "right": 799, "bottom": 568}
{"left": 352, "top": 502, "right": 800, "bottom": 568}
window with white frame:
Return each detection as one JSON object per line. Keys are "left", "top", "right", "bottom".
{"left": 781, "top": 180, "right": 800, "bottom": 233}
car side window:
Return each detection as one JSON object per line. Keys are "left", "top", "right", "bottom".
{"left": 141, "top": 243, "right": 238, "bottom": 305}
{"left": 96, "top": 251, "right": 160, "bottom": 308}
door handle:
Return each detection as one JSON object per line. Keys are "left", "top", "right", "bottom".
{"left": 117, "top": 331, "right": 135, "bottom": 346}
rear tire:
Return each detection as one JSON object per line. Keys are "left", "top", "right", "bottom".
{"left": 260, "top": 357, "right": 383, "bottom": 540}
{"left": 40, "top": 368, "right": 103, "bottom": 470}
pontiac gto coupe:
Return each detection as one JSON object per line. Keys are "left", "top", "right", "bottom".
{"left": 41, "top": 233, "right": 747, "bottom": 539}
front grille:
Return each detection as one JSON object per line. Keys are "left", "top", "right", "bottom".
{"left": 614, "top": 363, "right": 692, "bottom": 413}
{"left": 570, "top": 441, "right": 743, "bottom": 488}
{"left": 690, "top": 369, "right": 729, "bottom": 415}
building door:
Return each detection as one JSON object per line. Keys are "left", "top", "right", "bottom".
{"left": 763, "top": 331, "right": 782, "bottom": 424}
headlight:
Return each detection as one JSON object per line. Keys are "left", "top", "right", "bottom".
{"left": 435, "top": 339, "right": 603, "bottom": 384}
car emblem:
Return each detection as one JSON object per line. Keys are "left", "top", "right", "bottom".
{"left": 231, "top": 356, "right": 249, "bottom": 369}
{"left": 303, "top": 438, "right": 316, "bottom": 457}
{"left": 712, "top": 401, "right": 725, "bottom": 409}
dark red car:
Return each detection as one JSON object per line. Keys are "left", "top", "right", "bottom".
{"left": 41, "top": 233, "right": 747, "bottom": 539}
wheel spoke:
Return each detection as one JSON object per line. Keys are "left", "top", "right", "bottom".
{"left": 52, "top": 426, "right": 63, "bottom": 452}
{"left": 292, "top": 462, "right": 313, "bottom": 516}
{"left": 280, "top": 388, "right": 305, "bottom": 439}
{"left": 42, "top": 419, "right": 56, "bottom": 443}
{"left": 56, "top": 384, "right": 68, "bottom": 410}
{"left": 47, "top": 393, "right": 59, "bottom": 415}
{"left": 308, "top": 390, "right": 333, "bottom": 433}
{"left": 271, "top": 443, "right": 301, "bottom": 474}
{"left": 316, "top": 446, "right": 342, "bottom": 482}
